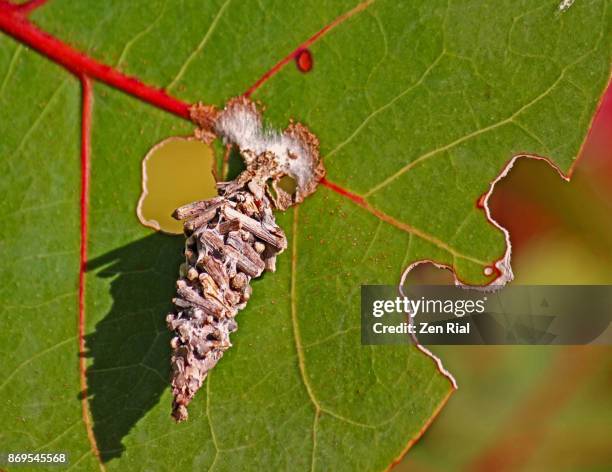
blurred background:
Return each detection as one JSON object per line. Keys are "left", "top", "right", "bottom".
{"left": 397, "top": 83, "right": 612, "bottom": 471}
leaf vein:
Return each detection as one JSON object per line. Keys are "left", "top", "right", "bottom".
{"left": 290, "top": 208, "right": 377, "bottom": 470}
{"left": 206, "top": 376, "right": 220, "bottom": 472}
{"left": 116, "top": 0, "right": 168, "bottom": 68}
{"left": 11, "top": 80, "right": 69, "bottom": 159}
{"left": 0, "top": 43, "right": 23, "bottom": 98}
{"left": 326, "top": 50, "right": 446, "bottom": 159}
{"left": 166, "top": 0, "right": 232, "bottom": 91}
{"left": 0, "top": 336, "right": 76, "bottom": 390}
{"left": 364, "top": 40, "right": 606, "bottom": 196}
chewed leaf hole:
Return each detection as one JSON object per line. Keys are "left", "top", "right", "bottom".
{"left": 277, "top": 175, "right": 298, "bottom": 195}
{"left": 137, "top": 137, "right": 217, "bottom": 234}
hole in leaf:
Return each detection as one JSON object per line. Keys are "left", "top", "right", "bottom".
{"left": 278, "top": 175, "right": 298, "bottom": 195}
{"left": 137, "top": 137, "right": 217, "bottom": 234}
{"left": 222, "top": 145, "right": 246, "bottom": 181}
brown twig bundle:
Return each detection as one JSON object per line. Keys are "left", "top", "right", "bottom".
{"left": 167, "top": 97, "right": 324, "bottom": 421}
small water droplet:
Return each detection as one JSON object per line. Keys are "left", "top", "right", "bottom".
{"left": 137, "top": 137, "right": 217, "bottom": 234}
{"left": 295, "top": 49, "right": 313, "bottom": 73}
{"left": 483, "top": 266, "right": 494, "bottom": 276}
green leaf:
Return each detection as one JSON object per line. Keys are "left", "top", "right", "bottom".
{"left": 0, "top": 1, "right": 609, "bottom": 471}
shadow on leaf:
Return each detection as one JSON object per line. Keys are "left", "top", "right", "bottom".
{"left": 84, "top": 232, "right": 183, "bottom": 462}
